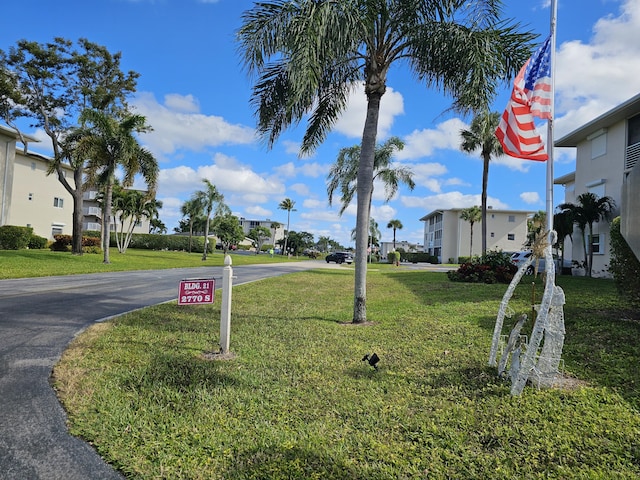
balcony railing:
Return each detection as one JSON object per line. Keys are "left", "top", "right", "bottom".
{"left": 83, "top": 207, "right": 102, "bottom": 217}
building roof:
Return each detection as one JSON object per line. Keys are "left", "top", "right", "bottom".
{"left": 555, "top": 92, "right": 640, "bottom": 147}
{"left": 419, "top": 207, "right": 535, "bottom": 222}
{"left": 553, "top": 171, "right": 575, "bottom": 185}
{"left": 0, "top": 124, "right": 40, "bottom": 144}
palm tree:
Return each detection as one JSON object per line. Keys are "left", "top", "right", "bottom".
{"left": 238, "top": 0, "right": 535, "bottom": 323}
{"left": 75, "top": 110, "right": 158, "bottom": 264}
{"left": 194, "top": 179, "right": 225, "bottom": 261}
{"left": 460, "top": 206, "right": 482, "bottom": 258}
{"left": 181, "top": 198, "right": 204, "bottom": 253}
{"left": 327, "top": 137, "right": 413, "bottom": 215}
{"left": 553, "top": 209, "right": 574, "bottom": 273}
{"left": 386, "top": 219, "right": 403, "bottom": 251}
{"left": 559, "top": 193, "right": 616, "bottom": 277}
{"left": 278, "top": 198, "right": 296, "bottom": 255}
{"left": 270, "top": 221, "right": 280, "bottom": 248}
{"left": 460, "top": 111, "right": 503, "bottom": 255}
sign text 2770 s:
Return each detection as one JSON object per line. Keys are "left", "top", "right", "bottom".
{"left": 178, "top": 279, "right": 215, "bottom": 305}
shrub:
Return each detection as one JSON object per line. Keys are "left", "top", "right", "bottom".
{"left": 51, "top": 234, "right": 103, "bottom": 252}
{"left": 447, "top": 250, "right": 516, "bottom": 284}
{"left": 401, "top": 252, "right": 439, "bottom": 264}
{"left": 609, "top": 216, "right": 640, "bottom": 307}
{"left": 387, "top": 251, "right": 400, "bottom": 264}
{"left": 28, "top": 234, "right": 49, "bottom": 249}
{"left": 0, "top": 225, "right": 33, "bottom": 250}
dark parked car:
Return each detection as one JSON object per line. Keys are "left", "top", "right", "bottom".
{"left": 325, "top": 252, "right": 353, "bottom": 264}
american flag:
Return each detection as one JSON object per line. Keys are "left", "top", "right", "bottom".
{"left": 495, "top": 36, "right": 552, "bottom": 161}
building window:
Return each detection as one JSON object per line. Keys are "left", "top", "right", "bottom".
{"left": 52, "top": 227, "right": 63, "bottom": 236}
{"left": 53, "top": 197, "right": 64, "bottom": 208}
{"left": 508, "top": 215, "right": 515, "bottom": 223}
{"left": 591, "top": 132, "right": 607, "bottom": 159}
{"left": 507, "top": 233, "right": 515, "bottom": 241}
{"left": 590, "top": 234, "right": 603, "bottom": 254}
{"left": 28, "top": 193, "right": 33, "bottom": 201}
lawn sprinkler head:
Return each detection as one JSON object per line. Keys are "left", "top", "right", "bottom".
{"left": 362, "top": 353, "right": 380, "bottom": 370}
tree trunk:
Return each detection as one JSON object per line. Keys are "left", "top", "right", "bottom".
{"left": 103, "top": 182, "right": 113, "bottom": 264}
{"left": 71, "top": 188, "right": 84, "bottom": 256}
{"left": 481, "top": 153, "right": 489, "bottom": 255}
{"left": 352, "top": 92, "right": 382, "bottom": 324}
{"left": 202, "top": 211, "right": 211, "bottom": 260}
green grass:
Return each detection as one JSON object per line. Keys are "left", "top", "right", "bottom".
{"left": 0, "top": 249, "right": 305, "bottom": 279}
{"left": 54, "top": 270, "right": 640, "bottom": 479}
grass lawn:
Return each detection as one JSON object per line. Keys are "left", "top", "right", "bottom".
{"left": 0, "top": 248, "right": 304, "bottom": 279}
{"left": 53, "top": 267, "right": 640, "bottom": 479}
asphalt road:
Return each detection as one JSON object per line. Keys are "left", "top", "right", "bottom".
{"left": 0, "top": 260, "right": 333, "bottom": 480}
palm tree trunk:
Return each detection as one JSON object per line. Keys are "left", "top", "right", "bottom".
{"left": 481, "top": 154, "right": 489, "bottom": 255}
{"left": 103, "top": 182, "right": 113, "bottom": 264}
{"left": 353, "top": 92, "right": 381, "bottom": 324}
{"left": 188, "top": 221, "right": 193, "bottom": 253}
{"left": 202, "top": 211, "right": 211, "bottom": 261}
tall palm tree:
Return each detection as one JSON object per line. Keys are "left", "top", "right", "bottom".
{"left": 75, "top": 110, "right": 158, "bottom": 264}
{"left": 460, "top": 111, "right": 503, "bottom": 255}
{"left": 181, "top": 198, "right": 204, "bottom": 253}
{"left": 386, "top": 219, "right": 403, "bottom": 251}
{"left": 460, "top": 206, "right": 482, "bottom": 258}
{"left": 194, "top": 179, "right": 224, "bottom": 261}
{"left": 238, "top": 0, "right": 535, "bottom": 323}
{"left": 278, "top": 198, "right": 296, "bottom": 255}
{"left": 559, "top": 193, "right": 615, "bottom": 277}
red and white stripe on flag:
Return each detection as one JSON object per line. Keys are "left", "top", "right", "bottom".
{"left": 495, "top": 36, "right": 552, "bottom": 162}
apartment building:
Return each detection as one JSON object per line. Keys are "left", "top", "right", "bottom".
{"left": 554, "top": 92, "right": 640, "bottom": 277}
{"left": 420, "top": 208, "right": 533, "bottom": 263}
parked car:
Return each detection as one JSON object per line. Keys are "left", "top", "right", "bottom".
{"left": 510, "top": 251, "right": 572, "bottom": 274}
{"left": 325, "top": 252, "right": 353, "bottom": 264}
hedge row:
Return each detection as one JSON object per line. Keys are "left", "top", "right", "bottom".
{"left": 109, "top": 233, "right": 211, "bottom": 253}
{"left": 0, "top": 225, "right": 48, "bottom": 250}
{"left": 609, "top": 216, "right": 640, "bottom": 307}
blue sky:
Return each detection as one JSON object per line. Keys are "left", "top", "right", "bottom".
{"left": 4, "top": 0, "right": 640, "bottom": 247}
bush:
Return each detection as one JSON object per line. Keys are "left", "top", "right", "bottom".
{"left": 0, "top": 225, "right": 33, "bottom": 250}
{"left": 400, "top": 252, "right": 439, "bottom": 264}
{"left": 609, "top": 216, "right": 640, "bottom": 307}
{"left": 447, "top": 250, "right": 517, "bottom": 284}
{"left": 110, "top": 233, "right": 210, "bottom": 253}
{"left": 387, "top": 251, "right": 400, "bottom": 264}
{"left": 50, "top": 234, "right": 103, "bottom": 252}
{"left": 28, "top": 234, "right": 49, "bottom": 249}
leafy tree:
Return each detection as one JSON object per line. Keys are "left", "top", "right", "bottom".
{"left": 211, "top": 214, "right": 245, "bottom": 254}
{"left": 317, "top": 235, "right": 331, "bottom": 252}
{"left": 327, "top": 137, "right": 413, "bottom": 215}
{"left": 460, "top": 206, "right": 482, "bottom": 258}
{"left": 278, "top": 198, "right": 296, "bottom": 255}
{"left": 194, "top": 179, "right": 225, "bottom": 260}
{"left": 238, "top": 0, "right": 534, "bottom": 323}
{"left": 248, "top": 226, "right": 272, "bottom": 253}
{"left": 285, "top": 231, "right": 315, "bottom": 256}
{"left": 559, "top": 193, "right": 616, "bottom": 277}
{"left": 386, "top": 219, "right": 403, "bottom": 251}
{"left": 526, "top": 210, "right": 546, "bottom": 246}
{"left": 73, "top": 109, "right": 157, "bottom": 263}
{"left": 0, "top": 38, "right": 139, "bottom": 254}
{"left": 460, "top": 111, "right": 503, "bottom": 255}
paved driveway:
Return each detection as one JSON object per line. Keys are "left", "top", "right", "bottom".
{"left": 0, "top": 261, "right": 334, "bottom": 480}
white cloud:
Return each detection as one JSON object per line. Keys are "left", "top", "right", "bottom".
{"left": 333, "top": 84, "right": 405, "bottom": 139}
{"left": 397, "top": 118, "right": 468, "bottom": 160}
{"left": 520, "top": 191, "right": 541, "bottom": 204}
{"left": 133, "top": 92, "right": 256, "bottom": 160}
{"left": 400, "top": 192, "right": 509, "bottom": 212}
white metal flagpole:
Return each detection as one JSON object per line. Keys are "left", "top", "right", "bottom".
{"left": 546, "top": 0, "right": 558, "bottom": 235}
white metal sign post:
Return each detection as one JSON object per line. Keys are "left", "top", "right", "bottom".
{"left": 219, "top": 255, "right": 233, "bottom": 354}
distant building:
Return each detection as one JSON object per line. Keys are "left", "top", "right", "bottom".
{"left": 554, "top": 92, "right": 640, "bottom": 277}
{"left": 420, "top": 208, "right": 533, "bottom": 263}
{"left": 237, "top": 217, "right": 285, "bottom": 245}
{"left": 379, "top": 240, "right": 423, "bottom": 258}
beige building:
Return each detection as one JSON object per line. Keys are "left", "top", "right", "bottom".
{"left": 554, "top": 92, "right": 640, "bottom": 277}
{"left": 420, "top": 208, "right": 533, "bottom": 263}
{"left": 1, "top": 126, "right": 74, "bottom": 239}
{"left": 1, "top": 125, "right": 151, "bottom": 240}
{"left": 238, "top": 217, "right": 285, "bottom": 245}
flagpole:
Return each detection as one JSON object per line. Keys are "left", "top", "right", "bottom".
{"left": 546, "top": 0, "right": 558, "bottom": 236}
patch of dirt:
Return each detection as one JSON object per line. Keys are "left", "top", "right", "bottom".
{"left": 200, "top": 351, "right": 237, "bottom": 361}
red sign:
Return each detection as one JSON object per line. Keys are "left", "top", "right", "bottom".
{"left": 178, "top": 279, "right": 215, "bottom": 305}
